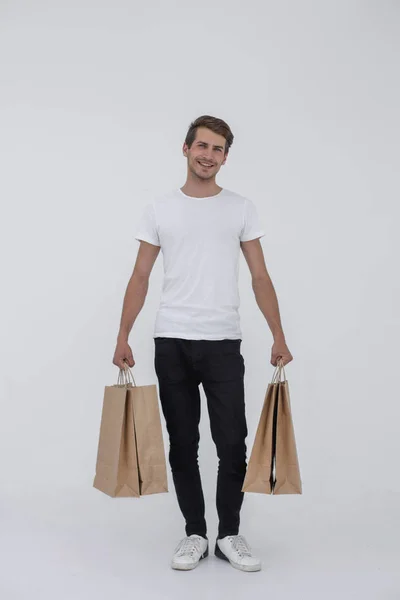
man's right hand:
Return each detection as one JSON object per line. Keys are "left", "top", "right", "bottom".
{"left": 113, "top": 338, "right": 135, "bottom": 369}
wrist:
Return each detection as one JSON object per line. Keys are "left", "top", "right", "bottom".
{"left": 273, "top": 330, "right": 285, "bottom": 342}
{"left": 117, "top": 331, "right": 129, "bottom": 343}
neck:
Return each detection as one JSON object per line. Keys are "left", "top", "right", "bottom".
{"left": 180, "top": 179, "right": 223, "bottom": 199}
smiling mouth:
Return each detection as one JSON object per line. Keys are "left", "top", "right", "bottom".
{"left": 197, "top": 161, "right": 214, "bottom": 168}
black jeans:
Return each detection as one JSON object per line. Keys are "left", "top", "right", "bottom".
{"left": 154, "top": 337, "right": 248, "bottom": 540}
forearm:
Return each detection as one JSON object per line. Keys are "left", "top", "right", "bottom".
{"left": 117, "top": 274, "right": 149, "bottom": 342}
{"left": 252, "top": 276, "right": 286, "bottom": 340}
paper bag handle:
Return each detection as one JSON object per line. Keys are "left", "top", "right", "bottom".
{"left": 116, "top": 361, "right": 137, "bottom": 387}
{"left": 271, "top": 357, "right": 287, "bottom": 383}
{"left": 117, "top": 369, "right": 129, "bottom": 386}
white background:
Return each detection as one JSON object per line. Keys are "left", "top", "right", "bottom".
{"left": 0, "top": 1, "right": 399, "bottom": 598}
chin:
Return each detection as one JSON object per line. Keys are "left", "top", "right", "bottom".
{"left": 192, "top": 169, "right": 211, "bottom": 179}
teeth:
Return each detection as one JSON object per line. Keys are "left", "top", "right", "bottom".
{"left": 199, "top": 161, "right": 212, "bottom": 167}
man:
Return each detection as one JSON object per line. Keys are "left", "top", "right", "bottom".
{"left": 112, "top": 115, "right": 293, "bottom": 572}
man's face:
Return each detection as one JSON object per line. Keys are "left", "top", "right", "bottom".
{"left": 183, "top": 127, "right": 228, "bottom": 180}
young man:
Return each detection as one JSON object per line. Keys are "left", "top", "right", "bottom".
{"left": 113, "top": 115, "right": 293, "bottom": 572}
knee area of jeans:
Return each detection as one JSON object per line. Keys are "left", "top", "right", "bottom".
{"left": 216, "top": 440, "right": 247, "bottom": 461}
{"left": 169, "top": 439, "right": 200, "bottom": 461}
{"left": 170, "top": 437, "right": 200, "bottom": 450}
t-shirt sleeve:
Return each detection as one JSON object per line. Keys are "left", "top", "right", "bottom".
{"left": 239, "top": 198, "right": 265, "bottom": 242}
{"left": 134, "top": 202, "right": 161, "bottom": 247}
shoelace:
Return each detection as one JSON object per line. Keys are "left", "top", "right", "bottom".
{"left": 175, "top": 536, "right": 202, "bottom": 557}
{"left": 229, "top": 535, "right": 252, "bottom": 557}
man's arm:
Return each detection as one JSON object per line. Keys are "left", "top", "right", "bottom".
{"left": 117, "top": 240, "right": 160, "bottom": 343}
{"left": 240, "top": 238, "right": 285, "bottom": 341}
{"left": 113, "top": 240, "right": 160, "bottom": 368}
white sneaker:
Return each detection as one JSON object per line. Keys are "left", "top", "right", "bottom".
{"left": 171, "top": 534, "right": 209, "bottom": 570}
{"left": 215, "top": 534, "right": 262, "bottom": 571}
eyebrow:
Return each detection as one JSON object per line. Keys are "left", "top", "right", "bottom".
{"left": 196, "top": 141, "right": 225, "bottom": 150}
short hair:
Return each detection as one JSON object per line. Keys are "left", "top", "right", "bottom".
{"left": 184, "top": 115, "right": 234, "bottom": 155}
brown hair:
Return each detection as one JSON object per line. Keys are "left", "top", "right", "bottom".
{"left": 184, "top": 115, "right": 234, "bottom": 155}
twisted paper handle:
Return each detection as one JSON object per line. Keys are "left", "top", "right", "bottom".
{"left": 271, "top": 356, "right": 287, "bottom": 383}
{"left": 116, "top": 360, "right": 137, "bottom": 387}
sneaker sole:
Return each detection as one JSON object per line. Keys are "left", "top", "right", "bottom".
{"left": 214, "top": 541, "right": 261, "bottom": 572}
{"left": 171, "top": 545, "right": 209, "bottom": 570}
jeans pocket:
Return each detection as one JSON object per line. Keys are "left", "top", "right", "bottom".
{"left": 221, "top": 339, "right": 241, "bottom": 355}
{"left": 154, "top": 340, "right": 188, "bottom": 383}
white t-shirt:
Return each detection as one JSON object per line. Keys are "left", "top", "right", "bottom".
{"left": 134, "top": 187, "right": 265, "bottom": 340}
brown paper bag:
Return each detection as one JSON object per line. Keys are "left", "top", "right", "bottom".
{"left": 241, "top": 358, "right": 302, "bottom": 495}
{"left": 93, "top": 364, "right": 169, "bottom": 498}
